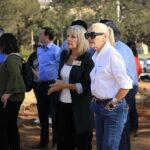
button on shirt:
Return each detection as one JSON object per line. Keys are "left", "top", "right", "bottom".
{"left": 37, "top": 42, "right": 60, "bottom": 81}
{"left": 90, "top": 41, "right": 133, "bottom": 99}
{"left": 115, "top": 41, "right": 138, "bottom": 85}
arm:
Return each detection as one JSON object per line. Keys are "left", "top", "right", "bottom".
{"left": 32, "top": 68, "right": 38, "bottom": 78}
{"left": 1, "top": 56, "right": 23, "bottom": 108}
{"left": 47, "top": 80, "right": 78, "bottom": 95}
{"left": 80, "top": 55, "right": 94, "bottom": 93}
{"left": 111, "top": 88, "right": 129, "bottom": 106}
{"left": 110, "top": 52, "right": 133, "bottom": 106}
{"left": 48, "top": 53, "right": 94, "bottom": 95}
{"left": 1, "top": 93, "right": 12, "bottom": 108}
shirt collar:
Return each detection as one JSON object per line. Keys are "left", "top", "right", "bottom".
{"left": 42, "top": 42, "right": 53, "bottom": 50}
{"left": 46, "top": 42, "right": 53, "bottom": 49}
{"left": 92, "top": 41, "right": 111, "bottom": 64}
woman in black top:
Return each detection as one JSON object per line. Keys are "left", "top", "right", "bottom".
{"left": 48, "top": 25, "right": 94, "bottom": 150}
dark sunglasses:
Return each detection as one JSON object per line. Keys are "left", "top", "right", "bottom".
{"left": 84, "top": 32, "right": 104, "bottom": 39}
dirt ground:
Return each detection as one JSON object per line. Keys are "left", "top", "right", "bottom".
{"left": 19, "top": 81, "right": 150, "bottom": 150}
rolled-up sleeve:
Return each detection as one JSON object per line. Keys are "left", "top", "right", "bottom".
{"left": 110, "top": 53, "right": 133, "bottom": 89}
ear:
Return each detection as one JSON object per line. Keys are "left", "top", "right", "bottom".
{"left": 104, "top": 33, "right": 109, "bottom": 40}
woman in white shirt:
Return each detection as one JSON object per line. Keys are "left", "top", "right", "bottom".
{"left": 86, "top": 23, "right": 133, "bottom": 150}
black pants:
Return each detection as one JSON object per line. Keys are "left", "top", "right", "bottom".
{"left": 0, "top": 101, "right": 22, "bottom": 150}
{"left": 36, "top": 81, "right": 58, "bottom": 145}
{"left": 32, "top": 81, "right": 39, "bottom": 100}
{"left": 57, "top": 102, "right": 93, "bottom": 150}
{"left": 119, "top": 85, "right": 138, "bottom": 150}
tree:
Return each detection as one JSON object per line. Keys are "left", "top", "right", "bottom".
{"left": 0, "top": 0, "right": 149, "bottom": 49}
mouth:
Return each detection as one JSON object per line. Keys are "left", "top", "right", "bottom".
{"left": 67, "top": 43, "right": 72, "bottom": 46}
{"left": 89, "top": 42, "right": 94, "bottom": 45}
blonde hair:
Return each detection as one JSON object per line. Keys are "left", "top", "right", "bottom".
{"left": 67, "top": 25, "right": 89, "bottom": 55}
{"left": 89, "top": 23, "right": 115, "bottom": 46}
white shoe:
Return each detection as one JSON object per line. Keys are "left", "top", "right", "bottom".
{"left": 34, "top": 117, "right": 52, "bottom": 124}
{"left": 34, "top": 118, "right": 40, "bottom": 124}
{"left": 49, "top": 117, "right": 52, "bottom": 124}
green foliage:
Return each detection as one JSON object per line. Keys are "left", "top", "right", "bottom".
{"left": 20, "top": 46, "right": 33, "bottom": 60}
{"left": 0, "top": 0, "right": 149, "bottom": 54}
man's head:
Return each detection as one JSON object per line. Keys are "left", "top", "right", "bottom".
{"left": 71, "top": 20, "right": 87, "bottom": 30}
{"left": 39, "top": 27, "right": 55, "bottom": 44}
{"left": 100, "top": 19, "right": 121, "bottom": 41}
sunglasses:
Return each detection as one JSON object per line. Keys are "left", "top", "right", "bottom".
{"left": 84, "top": 32, "right": 104, "bottom": 39}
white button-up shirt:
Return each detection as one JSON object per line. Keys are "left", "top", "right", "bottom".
{"left": 90, "top": 41, "right": 133, "bottom": 99}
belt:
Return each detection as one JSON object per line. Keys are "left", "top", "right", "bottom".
{"left": 93, "top": 96, "right": 112, "bottom": 106}
{"left": 39, "top": 80, "right": 55, "bottom": 85}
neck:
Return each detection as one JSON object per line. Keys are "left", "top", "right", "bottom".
{"left": 71, "top": 49, "right": 78, "bottom": 56}
{"left": 43, "top": 40, "right": 51, "bottom": 46}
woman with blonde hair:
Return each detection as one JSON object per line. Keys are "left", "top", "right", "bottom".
{"left": 86, "top": 23, "right": 133, "bottom": 150}
{"left": 48, "top": 25, "right": 94, "bottom": 150}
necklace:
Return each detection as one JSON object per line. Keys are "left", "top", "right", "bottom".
{"left": 70, "top": 55, "right": 78, "bottom": 60}
{"left": 66, "top": 54, "right": 78, "bottom": 65}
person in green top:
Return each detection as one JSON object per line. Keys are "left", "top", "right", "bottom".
{"left": 0, "top": 33, "right": 25, "bottom": 150}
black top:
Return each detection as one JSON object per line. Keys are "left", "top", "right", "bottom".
{"left": 58, "top": 50, "right": 94, "bottom": 134}
{"left": 27, "top": 51, "right": 38, "bottom": 70}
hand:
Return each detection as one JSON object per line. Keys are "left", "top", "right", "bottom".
{"left": 111, "top": 97, "right": 119, "bottom": 107}
{"left": 47, "top": 80, "right": 67, "bottom": 95}
{"left": 105, "top": 101, "right": 116, "bottom": 111}
{"left": 1, "top": 93, "right": 11, "bottom": 108}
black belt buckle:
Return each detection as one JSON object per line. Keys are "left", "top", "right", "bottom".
{"left": 92, "top": 96, "right": 112, "bottom": 106}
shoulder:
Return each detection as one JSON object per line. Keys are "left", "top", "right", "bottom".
{"left": 80, "top": 52, "right": 94, "bottom": 67}
{"left": 28, "top": 52, "right": 37, "bottom": 64}
{"left": 109, "top": 46, "right": 124, "bottom": 62}
{"left": 37, "top": 46, "right": 43, "bottom": 55}
{"left": 60, "top": 50, "right": 68, "bottom": 60}
{"left": 115, "top": 41, "right": 133, "bottom": 54}
{"left": 29, "top": 52, "right": 36, "bottom": 58}
{"left": 51, "top": 43, "right": 60, "bottom": 50}
{"left": 6, "top": 55, "right": 21, "bottom": 63}
{"left": 79, "top": 51, "right": 91, "bottom": 59}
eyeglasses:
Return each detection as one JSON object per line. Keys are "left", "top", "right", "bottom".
{"left": 84, "top": 32, "right": 104, "bottom": 39}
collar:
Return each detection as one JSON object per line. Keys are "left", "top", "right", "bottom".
{"left": 92, "top": 41, "right": 112, "bottom": 64}
{"left": 42, "top": 42, "right": 53, "bottom": 50}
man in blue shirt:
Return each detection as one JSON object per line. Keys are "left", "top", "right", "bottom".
{"left": 0, "top": 28, "right": 6, "bottom": 63}
{"left": 100, "top": 19, "right": 138, "bottom": 150}
{"left": 32, "top": 27, "right": 59, "bottom": 149}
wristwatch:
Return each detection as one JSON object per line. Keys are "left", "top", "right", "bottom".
{"left": 112, "top": 97, "right": 119, "bottom": 105}
{"left": 105, "top": 102, "right": 115, "bottom": 111}
{"left": 105, "top": 97, "right": 119, "bottom": 111}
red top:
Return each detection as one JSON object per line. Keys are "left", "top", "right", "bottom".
{"left": 134, "top": 56, "right": 142, "bottom": 76}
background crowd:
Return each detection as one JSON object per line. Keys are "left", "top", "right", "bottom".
{"left": 0, "top": 19, "right": 142, "bottom": 150}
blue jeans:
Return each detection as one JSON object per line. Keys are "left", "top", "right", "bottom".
{"left": 90, "top": 99, "right": 128, "bottom": 150}
{"left": 119, "top": 85, "right": 138, "bottom": 150}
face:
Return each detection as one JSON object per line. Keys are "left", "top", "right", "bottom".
{"left": 67, "top": 32, "right": 78, "bottom": 51}
{"left": 38, "top": 29, "right": 47, "bottom": 44}
{"left": 87, "top": 26, "right": 107, "bottom": 52}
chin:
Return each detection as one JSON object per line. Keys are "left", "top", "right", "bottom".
{"left": 89, "top": 44, "right": 95, "bottom": 48}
